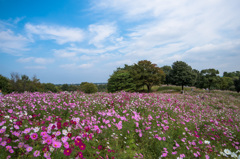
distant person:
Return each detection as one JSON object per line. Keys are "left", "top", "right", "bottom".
{"left": 0, "top": 90, "right": 2, "bottom": 96}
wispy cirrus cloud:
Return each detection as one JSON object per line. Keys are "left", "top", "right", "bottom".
{"left": 88, "top": 23, "right": 117, "bottom": 48}
{"left": 25, "top": 23, "right": 85, "bottom": 44}
{"left": 17, "top": 57, "right": 54, "bottom": 65}
{"left": 0, "top": 29, "right": 30, "bottom": 55}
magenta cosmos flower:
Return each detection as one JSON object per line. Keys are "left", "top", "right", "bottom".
{"left": 77, "top": 152, "right": 84, "bottom": 158}
{"left": 79, "top": 143, "right": 86, "bottom": 150}
{"left": 31, "top": 133, "right": 38, "bottom": 140}
{"left": 64, "top": 148, "right": 72, "bottom": 156}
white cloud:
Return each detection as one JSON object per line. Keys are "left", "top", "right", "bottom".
{"left": 24, "top": 66, "right": 46, "bottom": 69}
{"left": 59, "top": 63, "right": 93, "bottom": 69}
{"left": 0, "top": 29, "right": 30, "bottom": 55}
{"left": 17, "top": 57, "right": 54, "bottom": 64}
{"left": 53, "top": 49, "right": 77, "bottom": 58}
{"left": 88, "top": 23, "right": 117, "bottom": 48}
{"left": 25, "top": 23, "right": 85, "bottom": 44}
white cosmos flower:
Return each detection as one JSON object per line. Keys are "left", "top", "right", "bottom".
{"left": 231, "top": 152, "right": 237, "bottom": 158}
{"left": 224, "top": 149, "right": 231, "bottom": 155}
{"left": 62, "top": 129, "right": 68, "bottom": 136}
{"left": 34, "top": 127, "right": 40, "bottom": 133}
{"left": 204, "top": 140, "right": 210, "bottom": 144}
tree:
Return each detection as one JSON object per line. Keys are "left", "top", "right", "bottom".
{"left": 107, "top": 70, "right": 136, "bottom": 92}
{"left": 219, "top": 77, "right": 234, "bottom": 90}
{"left": 80, "top": 82, "right": 98, "bottom": 93}
{"left": 132, "top": 60, "right": 165, "bottom": 92}
{"left": 61, "top": 84, "right": 69, "bottom": 91}
{"left": 42, "top": 83, "right": 58, "bottom": 92}
{"left": 0, "top": 74, "right": 10, "bottom": 93}
{"left": 161, "top": 65, "right": 172, "bottom": 85}
{"left": 169, "top": 61, "right": 196, "bottom": 92}
{"left": 199, "top": 69, "right": 220, "bottom": 92}
{"left": 234, "top": 77, "right": 240, "bottom": 93}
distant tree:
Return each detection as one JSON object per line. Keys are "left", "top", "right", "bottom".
{"left": 131, "top": 60, "right": 165, "bottom": 92}
{"left": 161, "top": 65, "right": 172, "bottom": 85}
{"left": 80, "top": 82, "right": 98, "bottom": 93}
{"left": 10, "top": 72, "right": 21, "bottom": 92}
{"left": 169, "top": 61, "right": 196, "bottom": 92}
{"left": 107, "top": 70, "right": 136, "bottom": 92}
{"left": 199, "top": 69, "right": 220, "bottom": 92}
{"left": 97, "top": 84, "right": 107, "bottom": 92}
{"left": 42, "top": 83, "right": 58, "bottom": 92}
{"left": 223, "top": 71, "right": 240, "bottom": 78}
{"left": 21, "top": 74, "right": 30, "bottom": 92}
{"left": 61, "top": 84, "right": 69, "bottom": 91}
{"left": 0, "top": 74, "right": 10, "bottom": 93}
{"left": 68, "top": 85, "right": 78, "bottom": 91}
{"left": 192, "top": 69, "right": 200, "bottom": 87}
{"left": 234, "top": 77, "right": 240, "bottom": 93}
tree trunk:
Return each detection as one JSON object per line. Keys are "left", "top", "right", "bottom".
{"left": 147, "top": 85, "right": 151, "bottom": 93}
{"left": 181, "top": 85, "right": 184, "bottom": 94}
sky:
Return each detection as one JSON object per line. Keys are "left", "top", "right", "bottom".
{"left": 0, "top": 0, "right": 240, "bottom": 84}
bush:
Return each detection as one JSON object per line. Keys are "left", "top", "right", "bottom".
{"left": 80, "top": 82, "right": 98, "bottom": 93}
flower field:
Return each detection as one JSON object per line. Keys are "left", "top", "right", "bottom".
{"left": 0, "top": 91, "right": 240, "bottom": 159}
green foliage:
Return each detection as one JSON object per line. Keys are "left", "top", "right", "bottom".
{"left": 234, "top": 76, "right": 240, "bottom": 93}
{"left": 169, "top": 61, "right": 196, "bottom": 91}
{"left": 107, "top": 70, "right": 136, "bottom": 92}
{"left": 223, "top": 71, "right": 240, "bottom": 78}
{"left": 0, "top": 74, "right": 10, "bottom": 94}
{"left": 161, "top": 65, "right": 172, "bottom": 85}
{"left": 131, "top": 60, "right": 165, "bottom": 92}
{"left": 80, "top": 82, "right": 98, "bottom": 93}
{"left": 42, "top": 83, "right": 58, "bottom": 92}
{"left": 219, "top": 77, "right": 234, "bottom": 90}
{"left": 198, "top": 69, "right": 220, "bottom": 92}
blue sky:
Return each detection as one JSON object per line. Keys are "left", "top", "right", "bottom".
{"left": 0, "top": 0, "right": 240, "bottom": 84}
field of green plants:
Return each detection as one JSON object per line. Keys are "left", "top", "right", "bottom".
{"left": 0, "top": 91, "right": 240, "bottom": 159}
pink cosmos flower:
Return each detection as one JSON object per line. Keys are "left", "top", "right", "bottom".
{"left": 8, "top": 109, "right": 13, "bottom": 113}
{"left": 61, "top": 136, "right": 68, "bottom": 143}
{"left": 44, "top": 152, "right": 51, "bottom": 158}
{"left": 52, "top": 141, "right": 62, "bottom": 148}
{"left": 31, "top": 133, "right": 38, "bottom": 140}
{"left": 161, "top": 153, "right": 167, "bottom": 157}
{"left": 180, "top": 154, "right": 185, "bottom": 158}
{"left": 6, "top": 146, "right": 12, "bottom": 150}
{"left": 9, "top": 149, "right": 14, "bottom": 153}
{"left": 26, "top": 146, "right": 33, "bottom": 152}
{"left": 0, "top": 129, "right": 6, "bottom": 134}
{"left": 172, "top": 151, "right": 177, "bottom": 155}
{"left": 34, "top": 150, "right": 40, "bottom": 157}
{"left": 1, "top": 141, "right": 7, "bottom": 146}
{"left": 64, "top": 142, "right": 69, "bottom": 148}
{"left": 14, "top": 125, "right": 19, "bottom": 129}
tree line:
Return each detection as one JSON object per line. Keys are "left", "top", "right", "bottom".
{"left": 107, "top": 60, "right": 240, "bottom": 93}
{"left": 0, "top": 72, "right": 104, "bottom": 94}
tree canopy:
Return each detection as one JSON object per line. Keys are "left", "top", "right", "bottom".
{"left": 169, "top": 61, "right": 196, "bottom": 91}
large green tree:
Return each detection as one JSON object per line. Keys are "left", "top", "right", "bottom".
{"left": 199, "top": 69, "right": 220, "bottom": 92}
{"left": 169, "top": 61, "right": 196, "bottom": 92}
{"left": 132, "top": 60, "right": 165, "bottom": 92}
{"left": 107, "top": 69, "right": 136, "bottom": 92}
